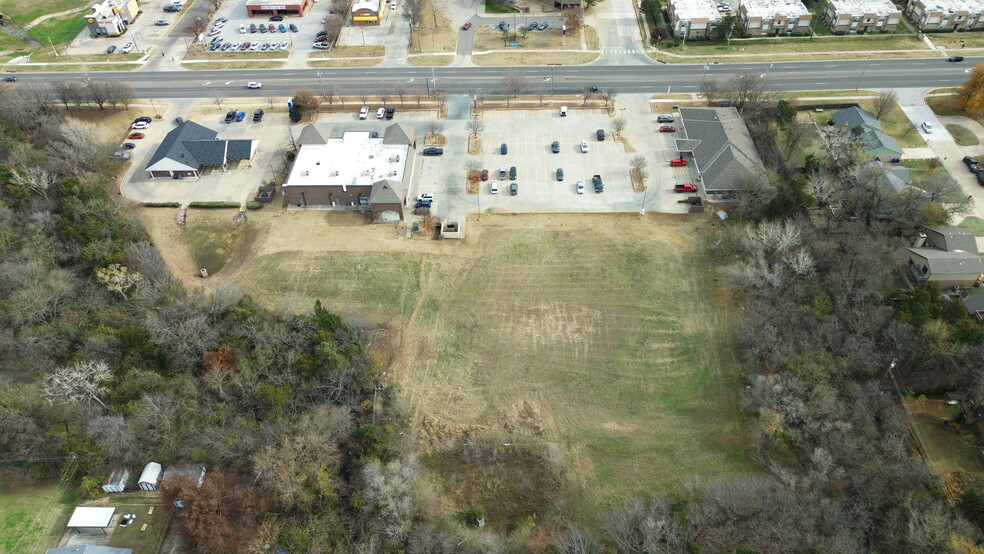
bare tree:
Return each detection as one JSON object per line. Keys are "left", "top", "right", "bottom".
{"left": 612, "top": 116, "right": 628, "bottom": 137}
{"left": 413, "top": 87, "right": 424, "bottom": 107}
{"left": 380, "top": 89, "right": 391, "bottom": 107}
{"left": 581, "top": 86, "right": 593, "bottom": 106}
{"left": 323, "top": 15, "right": 344, "bottom": 46}
{"left": 43, "top": 360, "right": 113, "bottom": 409}
{"left": 393, "top": 82, "right": 408, "bottom": 106}
{"left": 206, "top": 0, "right": 223, "bottom": 9}
{"left": 107, "top": 79, "right": 135, "bottom": 109}
{"left": 604, "top": 87, "right": 617, "bottom": 107}
{"left": 465, "top": 118, "right": 485, "bottom": 137}
{"left": 402, "top": 0, "right": 424, "bottom": 48}
{"left": 86, "top": 80, "right": 112, "bottom": 109}
{"left": 425, "top": 119, "right": 444, "bottom": 140}
{"left": 535, "top": 87, "right": 546, "bottom": 106}
{"left": 213, "top": 92, "right": 223, "bottom": 109}
{"left": 701, "top": 78, "right": 722, "bottom": 104}
{"left": 630, "top": 156, "right": 649, "bottom": 183}
{"left": 562, "top": 6, "right": 585, "bottom": 32}
{"left": 190, "top": 16, "right": 210, "bottom": 38}
{"left": 501, "top": 71, "right": 528, "bottom": 105}
{"left": 357, "top": 91, "right": 370, "bottom": 105}
{"left": 872, "top": 89, "right": 898, "bottom": 120}
{"left": 553, "top": 526, "right": 604, "bottom": 554}
{"left": 434, "top": 88, "right": 447, "bottom": 112}
{"left": 724, "top": 73, "right": 781, "bottom": 116}
{"left": 465, "top": 159, "right": 482, "bottom": 172}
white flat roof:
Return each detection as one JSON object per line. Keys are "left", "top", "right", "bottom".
{"left": 743, "top": 0, "right": 811, "bottom": 18}
{"left": 351, "top": 0, "right": 380, "bottom": 10}
{"left": 918, "top": 0, "right": 984, "bottom": 12}
{"left": 67, "top": 506, "right": 116, "bottom": 528}
{"left": 829, "top": 0, "right": 899, "bottom": 15}
{"left": 284, "top": 132, "right": 409, "bottom": 189}
{"left": 672, "top": 0, "right": 722, "bottom": 21}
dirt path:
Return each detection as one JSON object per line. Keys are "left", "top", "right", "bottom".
{"left": 24, "top": 7, "right": 87, "bottom": 29}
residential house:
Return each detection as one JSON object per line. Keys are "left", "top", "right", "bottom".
{"left": 83, "top": 0, "right": 138, "bottom": 38}
{"left": 905, "top": 0, "right": 984, "bottom": 30}
{"left": 738, "top": 0, "right": 813, "bottom": 35}
{"left": 145, "top": 121, "right": 258, "bottom": 179}
{"left": 962, "top": 294, "right": 984, "bottom": 322}
{"left": 823, "top": 0, "right": 902, "bottom": 32}
{"left": 668, "top": 0, "right": 722, "bottom": 38}
{"left": 830, "top": 106, "right": 903, "bottom": 161}
{"left": 908, "top": 225, "right": 984, "bottom": 288}
{"left": 673, "top": 107, "right": 766, "bottom": 195}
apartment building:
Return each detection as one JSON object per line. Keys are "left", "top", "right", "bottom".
{"left": 668, "top": 0, "right": 723, "bottom": 37}
{"left": 738, "top": 0, "right": 813, "bottom": 35}
{"left": 823, "top": 0, "right": 902, "bottom": 32}
{"left": 905, "top": 0, "right": 984, "bottom": 30}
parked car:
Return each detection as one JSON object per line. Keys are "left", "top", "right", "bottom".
{"left": 250, "top": 23, "right": 258, "bottom": 32}
{"left": 240, "top": 24, "right": 247, "bottom": 33}
{"left": 461, "top": 22, "right": 472, "bottom": 30}
{"left": 110, "top": 151, "right": 130, "bottom": 160}
{"left": 527, "top": 22, "right": 538, "bottom": 31}
{"left": 964, "top": 156, "right": 980, "bottom": 173}
{"left": 978, "top": 170, "right": 984, "bottom": 187}
{"left": 131, "top": 121, "right": 149, "bottom": 129}
{"left": 259, "top": 25, "right": 268, "bottom": 33}
{"left": 106, "top": 45, "right": 117, "bottom": 53}
{"left": 498, "top": 21, "right": 510, "bottom": 30}
{"left": 499, "top": 167, "right": 507, "bottom": 179}
{"left": 253, "top": 109, "right": 264, "bottom": 122}
{"left": 250, "top": 42, "right": 260, "bottom": 50}
{"left": 247, "top": 81, "right": 262, "bottom": 89}
{"left": 120, "top": 42, "right": 134, "bottom": 53}
{"left": 313, "top": 42, "right": 329, "bottom": 50}
{"left": 551, "top": 140, "right": 560, "bottom": 153}
{"left": 480, "top": 169, "right": 489, "bottom": 181}
{"left": 128, "top": 132, "right": 145, "bottom": 139}
{"left": 415, "top": 200, "right": 432, "bottom": 209}
{"left": 921, "top": 121, "right": 934, "bottom": 133}
{"left": 556, "top": 168, "right": 564, "bottom": 181}
{"left": 560, "top": 106, "right": 568, "bottom": 116}
{"left": 576, "top": 180, "right": 584, "bottom": 194}
{"left": 509, "top": 166, "right": 517, "bottom": 179}
{"left": 592, "top": 174, "right": 604, "bottom": 193}
{"left": 133, "top": 116, "right": 152, "bottom": 124}
{"left": 510, "top": 182, "right": 518, "bottom": 195}
{"left": 376, "top": 107, "right": 385, "bottom": 119}
{"left": 268, "top": 23, "right": 277, "bottom": 32}
{"left": 385, "top": 107, "right": 395, "bottom": 119}
{"left": 289, "top": 23, "right": 299, "bottom": 32}
{"left": 163, "top": 5, "right": 180, "bottom": 11}
{"left": 538, "top": 21, "right": 549, "bottom": 30}
{"left": 490, "top": 180, "right": 499, "bottom": 194}
{"left": 270, "top": 15, "right": 284, "bottom": 21}
{"left": 154, "top": 18, "right": 170, "bottom": 26}
{"left": 500, "top": 143, "right": 508, "bottom": 155}
{"left": 279, "top": 40, "right": 289, "bottom": 49}
{"left": 670, "top": 158, "right": 687, "bottom": 167}
{"left": 657, "top": 114, "right": 674, "bottom": 123}
{"left": 278, "top": 23, "right": 288, "bottom": 33}
{"left": 235, "top": 111, "right": 246, "bottom": 122}
{"left": 659, "top": 126, "right": 676, "bottom": 133}
{"left": 261, "top": 43, "right": 270, "bottom": 50}
{"left": 417, "top": 193, "right": 435, "bottom": 201}
{"left": 359, "top": 105, "right": 369, "bottom": 119}
{"left": 422, "top": 147, "right": 443, "bottom": 156}
{"left": 596, "top": 129, "right": 605, "bottom": 140}
{"left": 225, "top": 110, "right": 237, "bottom": 123}
{"left": 121, "top": 142, "right": 136, "bottom": 149}
{"left": 580, "top": 140, "right": 589, "bottom": 153}
{"left": 674, "top": 183, "right": 698, "bottom": 193}
{"left": 948, "top": 55, "right": 965, "bottom": 62}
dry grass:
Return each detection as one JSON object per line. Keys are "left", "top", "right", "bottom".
{"left": 208, "top": 213, "right": 755, "bottom": 515}
{"left": 181, "top": 61, "right": 285, "bottom": 70}
{"left": 411, "top": 0, "right": 457, "bottom": 54}
{"left": 472, "top": 26, "right": 593, "bottom": 52}
{"left": 313, "top": 45, "right": 385, "bottom": 58}
{"left": 472, "top": 51, "right": 599, "bottom": 66}
{"left": 406, "top": 54, "right": 454, "bottom": 66}
{"left": 308, "top": 58, "right": 383, "bottom": 67}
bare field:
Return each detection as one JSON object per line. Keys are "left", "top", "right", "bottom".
{"left": 144, "top": 210, "right": 754, "bottom": 512}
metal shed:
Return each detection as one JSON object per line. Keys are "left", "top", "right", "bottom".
{"left": 102, "top": 468, "right": 130, "bottom": 493}
{"left": 137, "top": 462, "right": 162, "bottom": 491}
{"left": 66, "top": 506, "right": 116, "bottom": 534}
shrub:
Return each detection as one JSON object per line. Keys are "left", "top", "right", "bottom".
{"left": 142, "top": 202, "right": 181, "bottom": 208}
{"left": 246, "top": 201, "right": 263, "bottom": 210}
{"left": 79, "top": 476, "right": 104, "bottom": 500}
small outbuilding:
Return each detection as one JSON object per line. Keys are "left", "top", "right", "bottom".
{"left": 66, "top": 506, "right": 117, "bottom": 534}
{"left": 137, "top": 462, "right": 163, "bottom": 491}
{"left": 102, "top": 468, "right": 130, "bottom": 493}
{"left": 47, "top": 546, "right": 133, "bottom": 554}
{"left": 162, "top": 464, "right": 206, "bottom": 507}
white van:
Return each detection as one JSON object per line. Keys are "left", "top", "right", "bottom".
{"left": 560, "top": 106, "right": 568, "bottom": 116}
{"left": 490, "top": 180, "right": 499, "bottom": 194}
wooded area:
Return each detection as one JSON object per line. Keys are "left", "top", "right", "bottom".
{"left": 1, "top": 74, "right": 983, "bottom": 551}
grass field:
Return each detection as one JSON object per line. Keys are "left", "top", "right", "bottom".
{"left": 0, "top": 0, "right": 86, "bottom": 25}
{"left": 106, "top": 502, "right": 168, "bottom": 554}
{"left": 0, "top": 478, "right": 78, "bottom": 553}
{"left": 227, "top": 213, "right": 754, "bottom": 518}
{"left": 959, "top": 216, "right": 984, "bottom": 236}
{"left": 947, "top": 123, "right": 980, "bottom": 146}
{"left": 905, "top": 398, "right": 984, "bottom": 478}
{"left": 27, "top": 14, "right": 87, "bottom": 45}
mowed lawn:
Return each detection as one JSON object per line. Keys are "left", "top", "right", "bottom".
{"left": 236, "top": 214, "right": 754, "bottom": 511}
{"left": 0, "top": 0, "right": 87, "bottom": 25}
{"left": 0, "top": 479, "right": 77, "bottom": 553}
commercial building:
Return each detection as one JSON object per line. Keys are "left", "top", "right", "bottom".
{"left": 738, "top": 0, "right": 813, "bottom": 35}
{"left": 351, "top": 0, "right": 381, "bottom": 25}
{"left": 245, "top": 0, "right": 313, "bottom": 18}
{"left": 905, "top": 0, "right": 984, "bottom": 30}
{"left": 145, "top": 121, "right": 258, "bottom": 180}
{"left": 823, "top": 0, "right": 902, "bottom": 32}
{"left": 282, "top": 123, "right": 415, "bottom": 222}
{"left": 673, "top": 107, "right": 766, "bottom": 195}
{"left": 83, "top": 0, "right": 139, "bottom": 38}
{"left": 668, "top": 0, "right": 722, "bottom": 38}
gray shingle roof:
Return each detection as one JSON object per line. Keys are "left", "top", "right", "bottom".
{"left": 677, "top": 107, "right": 764, "bottom": 192}
{"left": 831, "top": 106, "right": 881, "bottom": 132}
{"left": 963, "top": 294, "right": 984, "bottom": 316}
{"left": 908, "top": 247, "right": 984, "bottom": 279}
{"left": 369, "top": 179, "right": 404, "bottom": 204}
{"left": 927, "top": 225, "right": 980, "bottom": 253}
{"left": 297, "top": 123, "right": 331, "bottom": 145}
{"left": 226, "top": 139, "right": 255, "bottom": 160}
{"left": 861, "top": 129, "right": 902, "bottom": 156}
{"left": 147, "top": 121, "right": 217, "bottom": 169}
{"left": 382, "top": 123, "right": 414, "bottom": 146}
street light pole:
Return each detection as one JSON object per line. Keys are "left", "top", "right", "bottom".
{"left": 701, "top": 62, "right": 710, "bottom": 91}
{"left": 855, "top": 56, "right": 870, "bottom": 91}
{"left": 430, "top": 65, "right": 437, "bottom": 97}
{"left": 129, "top": 31, "right": 141, "bottom": 53}
{"left": 760, "top": 60, "right": 774, "bottom": 79}
{"left": 316, "top": 71, "right": 327, "bottom": 99}
{"left": 548, "top": 64, "right": 559, "bottom": 96}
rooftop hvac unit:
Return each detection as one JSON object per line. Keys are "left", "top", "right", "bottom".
{"left": 301, "top": 171, "right": 309, "bottom": 176}
{"left": 331, "top": 171, "right": 339, "bottom": 176}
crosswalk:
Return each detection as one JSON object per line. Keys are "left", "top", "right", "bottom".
{"left": 602, "top": 48, "right": 646, "bottom": 54}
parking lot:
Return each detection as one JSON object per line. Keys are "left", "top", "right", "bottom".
{"left": 410, "top": 104, "right": 697, "bottom": 219}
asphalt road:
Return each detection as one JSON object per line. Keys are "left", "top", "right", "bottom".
{"left": 7, "top": 57, "right": 978, "bottom": 99}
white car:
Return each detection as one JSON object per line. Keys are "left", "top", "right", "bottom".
{"left": 279, "top": 40, "right": 289, "bottom": 49}
{"left": 120, "top": 42, "right": 134, "bottom": 54}
{"left": 416, "top": 192, "right": 435, "bottom": 201}
{"left": 576, "top": 180, "right": 585, "bottom": 194}
{"left": 490, "top": 181, "right": 499, "bottom": 194}
{"left": 921, "top": 121, "right": 934, "bottom": 134}
{"left": 580, "top": 140, "right": 589, "bottom": 153}
{"left": 131, "top": 121, "right": 149, "bottom": 129}
{"left": 247, "top": 81, "right": 262, "bottom": 89}
{"left": 359, "top": 106, "right": 369, "bottom": 119}
{"left": 376, "top": 108, "right": 385, "bottom": 119}
{"left": 250, "top": 42, "right": 259, "bottom": 50}
{"left": 240, "top": 25, "right": 247, "bottom": 33}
